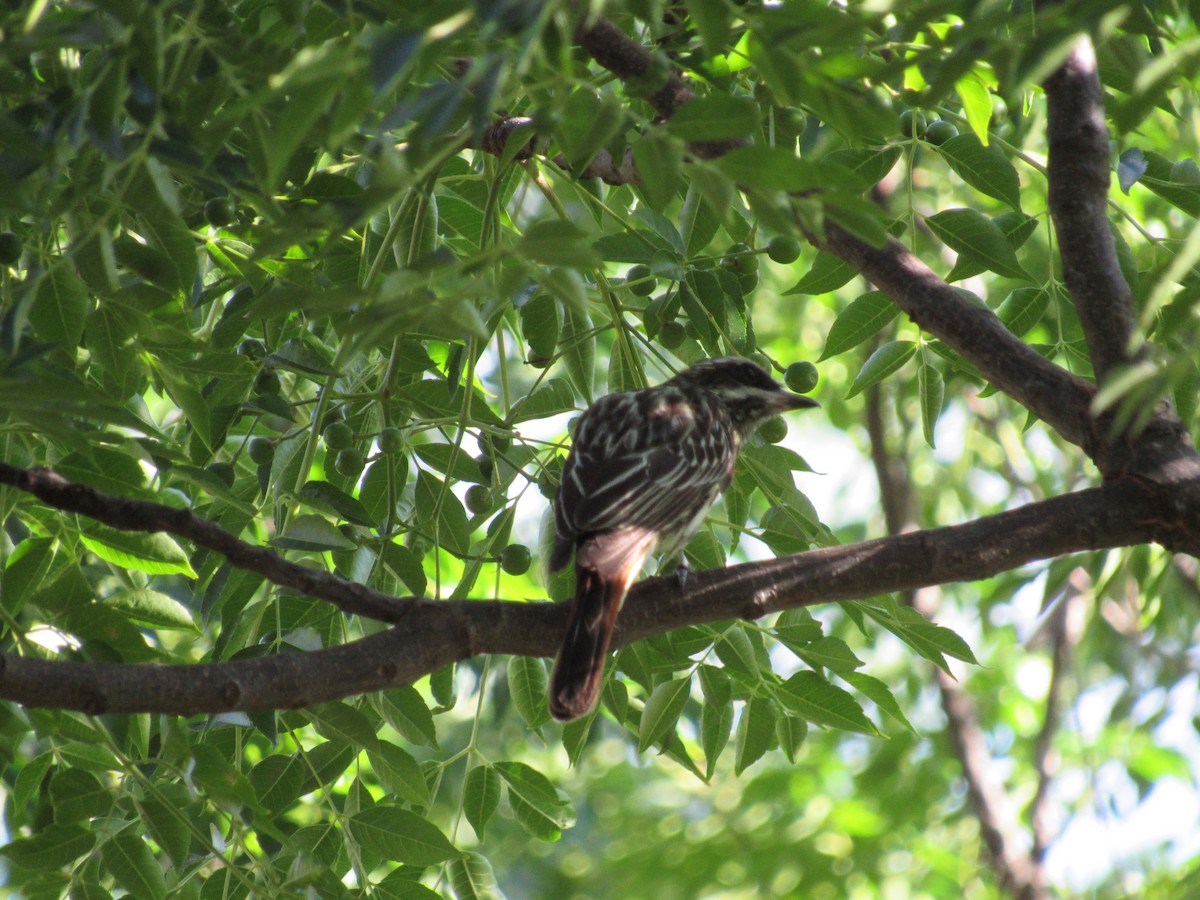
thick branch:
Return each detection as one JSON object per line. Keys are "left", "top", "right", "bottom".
{"left": 0, "top": 463, "right": 411, "bottom": 624}
{"left": 1043, "top": 36, "right": 1139, "bottom": 380}
{"left": 0, "top": 483, "right": 1174, "bottom": 715}
{"left": 818, "top": 225, "right": 1102, "bottom": 460}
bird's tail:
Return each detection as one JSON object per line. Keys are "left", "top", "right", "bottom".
{"left": 548, "top": 529, "right": 656, "bottom": 721}
{"left": 548, "top": 567, "right": 624, "bottom": 721}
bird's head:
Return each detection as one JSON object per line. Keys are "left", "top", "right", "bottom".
{"left": 666, "top": 356, "right": 820, "bottom": 436}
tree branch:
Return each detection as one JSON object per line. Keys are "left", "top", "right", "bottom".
{"left": 817, "top": 224, "right": 1102, "bottom": 461}
{"left": 0, "top": 463, "right": 412, "bottom": 625}
{"left": 0, "top": 474, "right": 1178, "bottom": 715}
{"left": 1043, "top": 35, "right": 1140, "bottom": 381}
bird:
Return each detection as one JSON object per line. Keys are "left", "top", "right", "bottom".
{"left": 547, "top": 356, "right": 820, "bottom": 721}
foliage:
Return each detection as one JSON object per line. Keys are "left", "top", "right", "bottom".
{"left": 0, "top": 0, "right": 1199, "bottom": 897}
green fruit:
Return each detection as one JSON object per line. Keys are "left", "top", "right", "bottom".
{"left": 205, "top": 462, "right": 236, "bottom": 487}
{"left": 527, "top": 353, "right": 554, "bottom": 369}
{"left": 659, "top": 320, "right": 686, "bottom": 349}
{"left": 898, "top": 109, "right": 927, "bottom": 138}
{"left": 319, "top": 405, "right": 345, "bottom": 430}
{"left": 465, "top": 484, "right": 493, "bottom": 514}
{"left": 323, "top": 421, "right": 353, "bottom": 449}
{"left": 204, "top": 197, "right": 237, "bottom": 227}
{"left": 784, "top": 361, "right": 819, "bottom": 393}
{"left": 333, "top": 447, "right": 365, "bottom": 478}
{"left": 378, "top": 427, "right": 404, "bottom": 454}
{"left": 0, "top": 231, "right": 22, "bottom": 265}
{"left": 759, "top": 416, "right": 788, "bottom": 444}
{"left": 478, "top": 454, "right": 495, "bottom": 480}
{"left": 500, "top": 543, "right": 532, "bottom": 576}
{"left": 766, "top": 235, "right": 802, "bottom": 264}
{"left": 481, "top": 433, "right": 512, "bottom": 458}
{"left": 924, "top": 120, "right": 959, "bottom": 145}
{"left": 254, "top": 368, "right": 281, "bottom": 395}
{"left": 627, "top": 263, "right": 657, "bottom": 297}
{"left": 775, "top": 106, "right": 807, "bottom": 136}
{"left": 237, "top": 339, "right": 266, "bottom": 359}
{"left": 247, "top": 437, "right": 274, "bottom": 465}
{"left": 737, "top": 271, "right": 759, "bottom": 294}
{"left": 747, "top": 352, "right": 772, "bottom": 372}
{"left": 721, "top": 243, "right": 758, "bottom": 275}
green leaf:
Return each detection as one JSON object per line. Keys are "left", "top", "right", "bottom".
{"left": 2, "top": 823, "right": 93, "bottom": 872}
{"left": 31, "top": 264, "right": 88, "bottom": 349}
{"left": 946, "top": 212, "right": 1038, "bottom": 282}
{"left": 936, "top": 133, "right": 1022, "bottom": 209}
{"left": 820, "top": 292, "right": 899, "bottom": 359}
{"left": 380, "top": 542, "right": 428, "bottom": 597}
{"left": 494, "top": 761, "right": 575, "bottom": 841}
{"left": 822, "top": 147, "right": 903, "bottom": 192}
{"left": 734, "top": 695, "right": 777, "bottom": 774}
{"left": 843, "top": 672, "right": 916, "bottom": 732}
{"left": 49, "top": 768, "right": 113, "bottom": 822}
{"left": 509, "top": 377, "right": 576, "bottom": 423}
{"left": 791, "top": 636, "right": 864, "bottom": 676}
{"left": 367, "top": 744, "right": 432, "bottom": 807}
{"left": 539, "top": 267, "right": 589, "bottom": 318}
{"left": 78, "top": 522, "right": 197, "bottom": 578}
{"left": 783, "top": 251, "right": 855, "bottom": 296}
{"left": 249, "top": 754, "right": 308, "bottom": 812}
{"left": 101, "top": 824, "right": 167, "bottom": 900}
{"left": 701, "top": 691, "right": 733, "bottom": 780}
{"left": 926, "top": 208, "right": 1029, "bottom": 280}
{"left": 520, "top": 220, "right": 599, "bottom": 268}
{"left": 447, "top": 851, "right": 503, "bottom": 900}
{"left": 998, "top": 287, "right": 1050, "bottom": 337}
{"left": 519, "top": 292, "right": 561, "bottom": 362}
{"left": 463, "top": 765, "right": 502, "bottom": 840}
{"left": 349, "top": 806, "right": 459, "bottom": 865}
{"left": 297, "top": 480, "right": 376, "bottom": 527}
{"left": 632, "top": 130, "right": 684, "bottom": 212}
{"left": 558, "top": 87, "right": 625, "bottom": 171}
{"left": 667, "top": 95, "right": 759, "bottom": 142}
{"left": 775, "top": 714, "right": 808, "bottom": 763}
{"left": 777, "top": 671, "right": 879, "bottom": 735}
{"left": 271, "top": 514, "right": 356, "bottom": 552}
{"left": 955, "top": 71, "right": 993, "bottom": 145}
{"left": 714, "top": 625, "right": 760, "bottom": 678}
{"left": 846, "top": 340, "right": 916, "bottom": 398}
{"left": 305, "top": 702, "right": 379, "bottom": 751}
{"left": 106, "top": 587, "right": 197, "bottom": 630}
{"left": 918, "top": 357, "right": 945, "bottom": 448}
{"left": 559, "top": 307, "right": 595, "bottom": 404}
{"left": 716, "top": 147, "right": 850, "bottom": 192}
{"left": 508, "top": 656, "right": 551, "bottom": 729}
{"left": 638, "top": 677, "right": 692, "bottom": 753}
{"left": 373, "top": 686, "right": 439, "bottom": 748}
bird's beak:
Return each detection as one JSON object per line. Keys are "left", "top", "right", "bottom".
{"left": 779, "top": 392, "right": 820, "bottom": 411}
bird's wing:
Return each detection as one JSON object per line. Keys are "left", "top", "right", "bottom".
{"left": 551, "top": 387, "right": 734, "bottom": 567}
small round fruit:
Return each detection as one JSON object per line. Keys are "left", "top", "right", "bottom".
{"left": 333, "top": 447, "right": 365, "bottom": 478}
{"left": 721, "top": 243, "right": 758, "bottom": 275}
{"left": 737, "top": 271, "right": 759, "bottom": 294}
{"left": 766, "top": 235, "right": 802, "bottom": 264}
{"left": 924, "top": 120, "right": 959, "bottom": 145}
{"left": 527, "top": 353, "right": 554, "bottom": 369}
{"left": 237, "top": 338, "right": 266, "bottom": 359}
{"left": 477, "top": 454, "right": 495, "bottom": 480}
{"left": 898, "top": 109, "right": 927, "bottom": 138}
{"left": 0, "top": 231, "right": 22, "bottom": 265}
{"left": 659, "top": 320, "right": 686, "bottom": 349}
{"left": 748, "top": 351, "right": 772, "bottom": 372}
{"left": 626, "top": 263, "right": 657, "bottom": 297}
{"left": 784, "top": 361, "right": 819, "bottom": 393}
{"left": 465, "top": 484, "right": 493, "bottom": 514}
{"left": 500, "top": 543, "right": 532, "bottom": 576}
{"left": 204, "top": 197, "right": 237, "bottom": 227}
{"left": 378, "top": 427, "right": 403, "bottom": 454}
{"left": 205, "top": 462, "right": 236, "bottom": 487}
{"left": 254, "top": 367, "right": 281, "bottom": 395}
{"left": 323, "top": 421, "right": 353, "bottom": 449}
{"left": 481, "top": 433, "right": 512, "bottom": 458}
{"left": 247, "top": 437, "right": 274, "bottom": 465}
{"left": 759, "top": 416, "right": 788, "bottom": 444}
{"left": 775, "top": 106, "right": 807, "bottom": 135}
